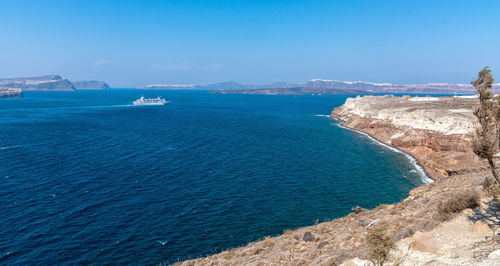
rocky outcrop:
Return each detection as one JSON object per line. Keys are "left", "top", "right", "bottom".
{"left": 72, "top": 80, "right": 110, "bottom": 90}
{"left": 0, "top": 75, "right": 75, "bottom": 91}
{"left": 331, "top": 95, "right": 485, "bottom": 179}
{"left": 0, "top": 88, "right": 23, "bottom": 98}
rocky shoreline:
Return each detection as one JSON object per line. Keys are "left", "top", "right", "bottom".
{"left": 175, "top": 95, "right": 499, "bottom": 265}
{"left": 333, "top": 117, "right": 433, "bottom": 184}
{"left": 331, "top": 95, "right": 485, "bottom": 179}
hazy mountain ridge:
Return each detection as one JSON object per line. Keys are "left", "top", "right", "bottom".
{"left": 144, "top": 79, "right": 499, "bottom": 94}
{"left": 140, "top": 81, "right": 302, "bottom": 90}
{"left": 0, "top": 75, "right": 110, "bottom": 91}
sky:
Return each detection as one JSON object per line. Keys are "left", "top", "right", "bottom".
{"left": 0, "top": 0, "right": 499, "bottom": 87}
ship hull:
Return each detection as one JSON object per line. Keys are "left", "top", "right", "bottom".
{"left": 133, "top": 102, "right": 168, "bottom": 106}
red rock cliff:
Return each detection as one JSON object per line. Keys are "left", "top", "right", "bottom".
{"left": 331, "top": 95, "right": 485, "bottom": 179}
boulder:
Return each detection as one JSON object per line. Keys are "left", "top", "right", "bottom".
{"left": 353, "top": 206, "right": 366, "bottom": 213}
{"left": 303, "top": 232, "right": 315, "bottom": 242}
{"left": 411, "top": 231, "right": 445, "bottom": 254}
{"left": 472, "top": 220, "right": 491, "bottom": 233}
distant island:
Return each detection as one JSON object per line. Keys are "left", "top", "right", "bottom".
{"left": 143, "top": 79, "right": 500, "bottom": 95}
{"left": 72, "top": 80, "right": 110, "bottom": 90}
{"left": 0, "top": 75, "right": 110, "bottom": 92}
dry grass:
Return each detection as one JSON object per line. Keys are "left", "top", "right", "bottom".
{"left": 223, "top": 249, "right": 235, "bottom": 260}
{"left": 261, "top": 237, "right": 275, "bottom": 248}
{"left": 438, "top": 189, "right": 480, "bottom": 221}
{"left": 317, "top": 224, "right": 327, "bottom": 235}
{"left": 367, "top": 223, "right": 396, "bottom": 265}
{"left": 484, "top": 178, "right": 500, "bottom": 199}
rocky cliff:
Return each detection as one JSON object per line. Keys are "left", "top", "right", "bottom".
{"left": 175, "top": 95, "right": 499, "bottom": 265}
{"left": 331, "top": 95, "right": 485, "bottom": 179}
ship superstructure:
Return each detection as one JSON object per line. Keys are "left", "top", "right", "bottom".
{"left": 133, "top": 96, "right": 168, "bottom": 106}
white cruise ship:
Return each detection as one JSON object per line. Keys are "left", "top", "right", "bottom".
{"left": 133, "top": 96, "right": 168, "bottom": 106}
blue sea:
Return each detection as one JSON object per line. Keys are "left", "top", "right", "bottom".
{"left": 0, "top": 90, "right": 427, "bottom": 264}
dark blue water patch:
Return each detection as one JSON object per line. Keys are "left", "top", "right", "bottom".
{"left": 0, "top": 91, "right": 427, "bottom": 264}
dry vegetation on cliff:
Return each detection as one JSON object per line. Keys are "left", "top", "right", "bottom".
{"left": 174, "top": 171, "right": 498, "bottom": 265}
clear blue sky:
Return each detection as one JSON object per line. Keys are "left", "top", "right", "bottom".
{"left": 1, "top": 0, "right": 499, "bottom": 87}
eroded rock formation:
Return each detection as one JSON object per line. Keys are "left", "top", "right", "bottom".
{"left": 331, "top": 95, "right": 485, "bottom": 179}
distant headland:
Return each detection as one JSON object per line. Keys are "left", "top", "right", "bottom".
{"left": 0, "top": 75, "right": 110, "bottom": 93}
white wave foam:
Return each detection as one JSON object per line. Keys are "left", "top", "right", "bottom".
{"left": 331, "top": 117, "right": 433, "bottom": 184}
{"left": 157, "top": 240, "right": 168, "bottom": 245}
{"left": 0, "top": 145, "right": 19, "bottom": 150}
{"left": 313, "top": 114, "right": 331, "bottom": 117}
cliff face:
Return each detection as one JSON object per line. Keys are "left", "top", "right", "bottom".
{"left": 331, "top": 95, "right": 484, "bottom": 179}
{"left": 0, "top": 75, "right": 75, "bottom": 91}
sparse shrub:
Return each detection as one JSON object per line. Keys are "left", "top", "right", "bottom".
{"left": 398, "top": 198, "right": 413, "bottom": 210}
{"left": 223, "top": 249, "right": 235, "bottom": 260}
{"left": 484, "top": 178, "right": 500, "bottom": 199}
{"left": 317, "top": 224, "right": 326, "bottom": 234}
{"left": 261, "top": 236, "right": 275, "bottom": 248}
{"left": 437, "top": 190, "right": 480, "bottom": 221}
{"left": 367, "top": 223, "right": 396, "bottom": 265}
{"left": 393, "top": 227, "right": 414, "bottom": 240}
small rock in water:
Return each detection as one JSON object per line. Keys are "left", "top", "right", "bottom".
{"left": 303, "top": 232, "right": 315, "bottom": 242}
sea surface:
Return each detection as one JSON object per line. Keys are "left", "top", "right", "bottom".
{"left": 0, "top": 90, "right": 428, "bottom": 264}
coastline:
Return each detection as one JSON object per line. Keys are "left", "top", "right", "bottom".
{"left": 331, "top": 116, "right": 434, "bottom": 184}
{"left": 176, "top": 95, "right": 489, "bottom": 265}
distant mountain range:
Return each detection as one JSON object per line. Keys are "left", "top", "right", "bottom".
{"left": 2, "top": 75, "right": 496, "bottom": 94}
{"left": 143, "top": 79, "right": 499, "bottom": 95}
{"left": 141, "top": 81, "right": 302, "bottom": 91}
{"left": 0, "top": 75, "right": 110, "bottom": 91}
